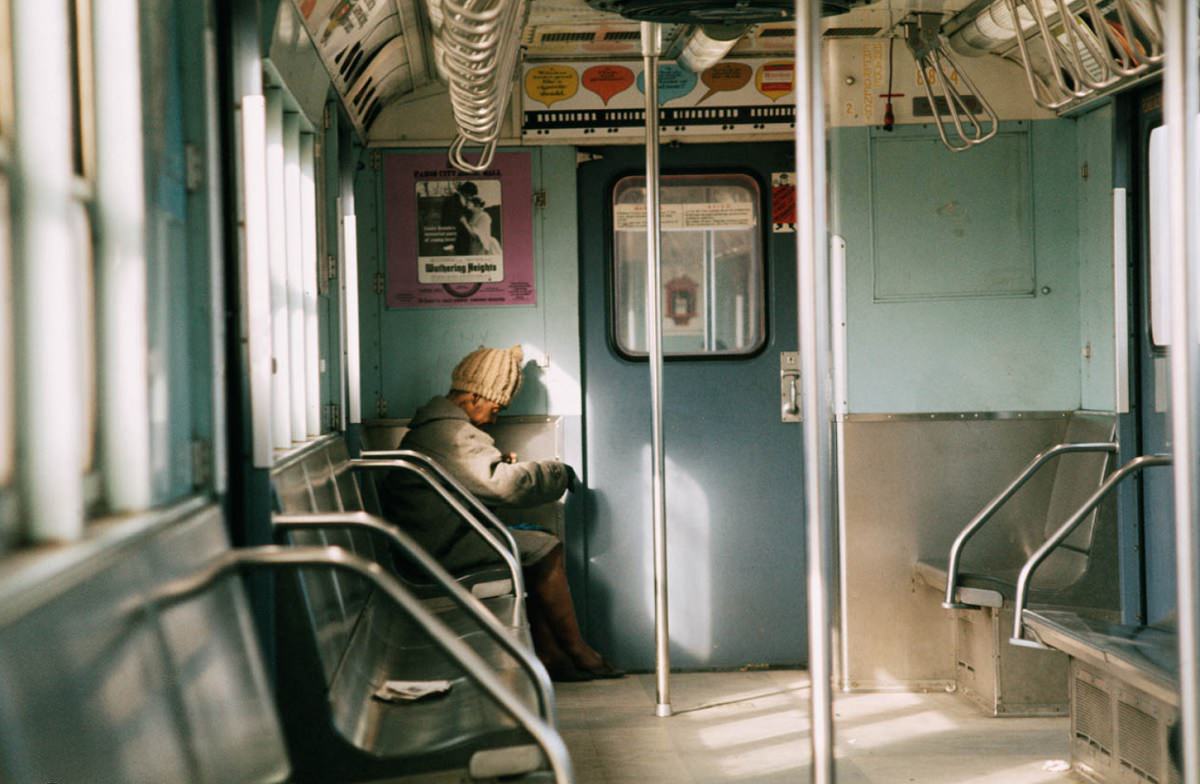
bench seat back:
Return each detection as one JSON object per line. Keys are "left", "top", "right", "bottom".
{"left": 0, "top": 502, "right": 289, "bottom": 784}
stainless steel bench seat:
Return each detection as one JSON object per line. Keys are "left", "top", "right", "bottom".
{"left": 0, "top": 501, "right": 291, "bottom": 784}
{"left": 270, "top": 435, "right": 552, "bottom": 782}
{"left": 1022, "top": 609, "right": 1178, "bottom": 707}
{"left": 915, "top": 550, "right": 1103, "bottom": 610}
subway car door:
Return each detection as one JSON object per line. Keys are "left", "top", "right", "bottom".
{"left": 1135, "top": 91, "right": 1176, "bottom": 625}
{"left": 577, "top": 141, "right": 805, "bottom": 670}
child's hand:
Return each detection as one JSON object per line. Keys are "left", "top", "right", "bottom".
{"left": 503, "top": 452, "right": 518, "bottom": 464}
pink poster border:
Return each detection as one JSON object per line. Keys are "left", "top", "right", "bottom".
{"left": 383, "top": 152, "right": 536, "bottom": 309}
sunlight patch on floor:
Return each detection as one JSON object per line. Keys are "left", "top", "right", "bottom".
{"left": 555, "top": 671, "right": 1078, "bottom": 784}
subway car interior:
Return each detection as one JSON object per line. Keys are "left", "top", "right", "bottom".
{"left": 6, "top": 0, "right": 1200, "bottom": 782}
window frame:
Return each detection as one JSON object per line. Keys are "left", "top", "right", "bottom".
{"left": 607, "top": 170, "right": 769, "bottom": 362}
{"left": 1148, "top": 123, "right": 1171, "bottom": 351}
{"left": 68, "top": 0, "right": 99, "bottom": 485}
{"left": 0, "top": 0, "right": 13, "bottom": 493}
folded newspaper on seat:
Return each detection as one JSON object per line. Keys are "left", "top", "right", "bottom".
{"left": 373, "top": 679, "right": 454, "bottom": 703}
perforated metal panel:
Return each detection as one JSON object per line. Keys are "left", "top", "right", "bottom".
{"left": 1118, "top": 701, "right": 1163, "bottom": 783}
{"left": 1076, "top": 676, "right": 1114, "bottom": 755}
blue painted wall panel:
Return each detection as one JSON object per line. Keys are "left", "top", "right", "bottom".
{"left": 871, "top": 129, "right": 1034, "bottom": 301}
{"left": 1077, "top": 105, "right": 1117, "bottom": 412}
{"left": 831, "top": 121, "right": 1084, "bottom": 413}
{"left": 360, "top": 147, "right": 582, "bottom": 420}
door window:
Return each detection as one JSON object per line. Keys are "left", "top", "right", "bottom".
{"left": 611, "top": 173, "right": 765, "bottom": 357}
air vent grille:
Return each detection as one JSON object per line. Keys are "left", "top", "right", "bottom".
{"left": 823, "top": 27, "right": 881, "bottom": 37}
{"left": 913, "top": 95, "right": 982, "bottom": 117}
{"left": 541, "top": 31, "right": 598, "bottom": 42}
{"left": 603, "top": 30, "right": 643, "bottom": 40}
{"left": 584, "top": 0, "right": 868, "bottom": 24}
{"left": 1074, "top": 678, "right": 1114, "bottom": 755}
{"left": 1118, "top": 701, "right": 1163, "bottom": 783}
{"left": 758, "top": 27, "right": 795, "bottom": 38}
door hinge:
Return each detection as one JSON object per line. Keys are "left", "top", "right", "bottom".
{"left": 370, "top": 150, "right": 382, "bottom": 171}
{"left": 323, "top": 104, "right": 333, "bottom": 130}
{"left": 327, "top": 254, "right": 338, "bottom": 280}
{"left": 1081, "top": 162, "right": 1090, "bottom": 180}
{"left": 532, "top": 190, "right": 547, "bottom": 209}
{"left": 326, "top": 403, "right": 342, "bottom": 431}
{"left": 374, "top": 271, "right": 385, "bottom": 294}
{"left": 191, "top": 439, "right": 212, "bottom": 489}
{"left": 185, "top": 144, "right": 204, "bottom": 192}
{"left": 376, "top": 394, "right": 388, "bottom": 418}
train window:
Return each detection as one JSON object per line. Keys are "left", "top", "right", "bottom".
{"left": 1148, "top": 125, "right": 1170, "bottom": 348}
{"left": 70, "top": 0, "right": 96, "bottom": 478}
{"left": 0, "top": 0, "right": 11, "bottom": 489}
{"left": 0, "top": 178, "right": 10, "bottom": 489}
{"left": 612, "top": 173, "right": 765, "bottom": 357}
{"left": 72, "top": 201, "right": 97, "bottom": 477}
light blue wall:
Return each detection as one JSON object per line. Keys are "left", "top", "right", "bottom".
{"left": 1076, "top": 104, "right": 1117, "bottom": 412}
{"left": 361, "top": 123, "right": 1110, "bottom": 419}
{"left": 356, "top": 146, "right": 581, "bottom": 421}
{"left": 831, "top": 120, "right": 1085, "bottom": 413}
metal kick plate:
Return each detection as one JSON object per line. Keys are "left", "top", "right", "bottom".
{"left": 781, "top": 351, "right": 801, "bottom": 422}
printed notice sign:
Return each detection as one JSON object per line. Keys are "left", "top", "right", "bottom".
{"left": 384, "top": 153, "right": 535, "bottom": 308}
{"left": 613, "top": 202, "right": 757, "bottom": 231}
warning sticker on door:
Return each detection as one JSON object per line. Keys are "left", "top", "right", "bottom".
{"left": 771, "top": 171, "right": 796, "bottom": 233}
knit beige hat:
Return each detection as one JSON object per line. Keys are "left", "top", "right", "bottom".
{"left": 451, "top": 345, "right": 524, "bottom": 407}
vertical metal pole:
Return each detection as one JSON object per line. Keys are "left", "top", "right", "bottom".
{"left": 795, "top": 3, "right": 835, "bottom": 781}
{"left": 1164, "top": 4, "right": 1200, "bottom": 782}
{"left": 641, "top": 20, "right": 671, "bottom": 719}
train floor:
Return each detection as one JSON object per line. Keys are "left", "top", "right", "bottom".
{"left": 556, "top": 670, "right": 1078, "bottom": 783}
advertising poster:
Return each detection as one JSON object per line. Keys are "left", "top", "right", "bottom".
{"left": 385, "top": 153, "right": 536, "bottom": 308}
{"left": 522, "top": 58, "right": 795, "bottom": 142}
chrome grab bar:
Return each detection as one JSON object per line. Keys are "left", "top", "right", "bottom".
{"left": 904, "top": 15, "right": 1000, "bottom": 153}
{"left": 943, "top": 441, "right": 1119, "bottom": 609}
{"left": 359, "top": 448, "right": 523, "bottom": 559}
{"left": 998, "top": 0, "right": 1163, "bottom": 111}
{"left": 350, "top": 456, "right": 526, "bottom": 622}
{"left": 1010, "top": 454, "right": 1171, "bottom": 648}
{"left": 273, "top": 511, "right": 553, "bottom": 721}
{"left": 143, "top": 545, "right": 575, "bottom": 784}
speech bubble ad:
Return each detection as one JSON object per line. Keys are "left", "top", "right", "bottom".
{"left": 756, "top": 60, "right": 795, "bottom": 102}
{"left": 696, "top": 62, "right": 753, "bottom": 105}
{"left": 636, "top": 63, "right": 699, "bottom": 105}
{"left": 525, "top": 65, "right": 580, "bottom": 108}
{"left": 583, "top": 65, "right": 636, "bottom": 105}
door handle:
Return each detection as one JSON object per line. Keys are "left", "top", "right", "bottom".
{"left": 781, "top": 352, "right": 801, "bottom": 422}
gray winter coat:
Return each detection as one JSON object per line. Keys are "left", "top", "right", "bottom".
{"left": 379, "top": 395, "right": 570, "bottom": 571}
